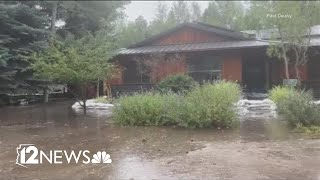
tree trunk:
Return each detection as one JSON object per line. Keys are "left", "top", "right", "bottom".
{"left": 51, "top": 2, "right": 57, "bottom": 34}
{"left": 96, "top": 80, "right": 100, "bottom": 97}
{"left": 83, "top": 100, "right": 86, "bottom": 114}
{"left": 283, "top": 56, "right": 290, "bottom": 79}
{"left": 43, "top": 1, "right": 57, "bottom": 104}
{"left": 294, "top": 64, "right": 302, "bottom": 89}
{"left": 43, "top": 87, "right": 49, "bottom": 103}
{"left": 294, "top": 64, "right": 301, "bottom": 81}
{"left": 102, "top": 81, "right": 105, "bottom": 96}
{"left": 80, "top": 85, "right": 88, "bottom": 114}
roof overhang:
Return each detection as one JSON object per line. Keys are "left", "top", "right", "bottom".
{"left": 117, "top": 40, "right": 270, "bottom": 55}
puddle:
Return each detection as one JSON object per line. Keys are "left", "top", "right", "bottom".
{"left": 110, "top": 155, "right": 174, "bottom": 180}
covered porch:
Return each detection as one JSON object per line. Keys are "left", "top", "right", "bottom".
{"left": 111, "top": 45, "right": 320, "bottom": 97}
{"left": 111, "top": 47, "right": 266, "bottom": 95}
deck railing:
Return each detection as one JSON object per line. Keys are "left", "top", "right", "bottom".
{"left": 111, "top": 83, "right": 155, "bottom": 97}
{"left": 110, "top": 81, "right": 320, "bottom": 99}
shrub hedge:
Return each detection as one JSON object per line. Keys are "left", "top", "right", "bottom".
{"left": 269, "top": 86, "right": 320, "bottom": 127}
{"left": 113, "top": 81, "right": 241, "bottom": 128}
{"left": 156, "top": 74, "right": 198, "bottom": 94}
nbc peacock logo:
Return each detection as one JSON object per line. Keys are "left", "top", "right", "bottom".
{"left": 91, "top": 151, "right": 112, "bottom": 164}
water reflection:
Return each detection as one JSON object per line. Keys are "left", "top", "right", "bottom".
{"left": 0, "top": 101, "right": 113, "bottom": 129}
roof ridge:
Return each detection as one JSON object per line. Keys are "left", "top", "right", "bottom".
{"left": 192, "top": 21, "right": 239, "bottom": 33}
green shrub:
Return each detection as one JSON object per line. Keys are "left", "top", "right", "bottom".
{"left": 269, "top": 86, "right": 295, "bottom": 104}
{"left": 294, "top": 124, "right": 320, "bottom": 139}
{"left": 270, "top": 86, "right": 320, "bottom": 127}
{"left": 113, "top": 81, "right": 241, "bottom": 129}
{"left": 278, "top": 91, "right": 320, "bottom": 127}
{"left": 112, "top": 92, "right": 166, "bottom": 126}
{"left": 161, "top": 92, "right": 186, "bottom": 125}
{"left": 156, "top": 74, "right": 198, "bottom": 94}
{"left": 175, "top": 81, "right": 241, "bottom": 128}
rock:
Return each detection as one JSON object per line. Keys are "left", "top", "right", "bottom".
{"left": 167, "top": 160, "right": 174, "bottom": 164}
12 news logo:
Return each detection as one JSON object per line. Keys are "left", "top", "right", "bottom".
{"left": 16, "top": 144, "right": 112, "bottom": 168}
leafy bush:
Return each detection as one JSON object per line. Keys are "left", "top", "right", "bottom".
{"left": 175, "top": 81, "right": 241, "bottom": 128}
{"left": 270, "top": 86, "right": 320, "bottom": 127}
{"left": 156, "top": 74, "right": 198, "bottom": 93}
{"left": 294, "top": 124, "right": 320, "bottom": 139}
{"left": 269, "top": 86, "right": 295, "bottom": 105}
{"left": 112, "top": 93, "right": 166, "bottom": 126}
{"left": 113, "top": 81, "right": 241, "bottom": 128}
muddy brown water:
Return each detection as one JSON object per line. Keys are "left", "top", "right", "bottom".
{"left": 0, "top": 101, "right": 319, "bottom": 180}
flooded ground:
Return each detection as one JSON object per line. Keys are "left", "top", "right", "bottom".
{"left": 0, "top": 101, "right": 319, "bottom": 180}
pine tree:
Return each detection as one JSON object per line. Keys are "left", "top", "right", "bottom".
{"left": 202, "top": 1, "right": 245, "bottom": 30}
{"left": 191, "top": 2, "right": 201, "bottom": 21}
{"left": 0, "top": 2, "right": 49, "bottom": 94}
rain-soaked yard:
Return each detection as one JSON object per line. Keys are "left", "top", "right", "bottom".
{"left": 0, "top": 101, "right": 319, "bottom": 180}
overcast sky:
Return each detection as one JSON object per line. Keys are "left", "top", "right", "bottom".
{"left": 124, "top": 1, "right": 210, "bottom": 22}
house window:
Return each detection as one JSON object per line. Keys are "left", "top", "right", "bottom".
{"left": 187, "top": 55, "right": 222, "bottom": 83}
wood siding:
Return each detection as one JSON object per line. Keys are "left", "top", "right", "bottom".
{"left": 150, "top": 60, "right": 187, "bottom": 83}
{"left": 151, "top": 27, "right": 235, "bottom": 46}
{"left": 272, "top": 63, "right": 308, "bottom": 81}
{"left": 222, "top": 55, "right": 242, "bottom": 82}
{"left": 108, "top": 67, "right": 123, "bottom": 85}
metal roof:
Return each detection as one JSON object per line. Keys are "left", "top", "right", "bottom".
{"left": 117, "top": 40, "right": 270, "bottom": 55}
{"left": 117, "top": 21, "right": 320, "bottom": 56}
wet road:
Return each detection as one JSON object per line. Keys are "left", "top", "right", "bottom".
{"left": 0, "top": 101, "right": 319, "bottom": 180}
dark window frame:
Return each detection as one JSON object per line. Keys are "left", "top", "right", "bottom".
{"left": 187, "top": 54, "right": 222, "bottom": 83}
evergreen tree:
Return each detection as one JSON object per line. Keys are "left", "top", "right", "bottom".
{"left": 149, "top": 2, "right": 171, "bottom": 35}
{"left": 58, "top": 1, "right": 128, "bottom": 38}
{"left": 243, "top": 1, "right": 273, "bottom": 30}
{"left": 190, "top": 2, "right": 201, "bottom": 21}
{"left": 0, "top": 2, "right": 49, "bottom": 94}
{"left": 202, "top": 1, "right": 245, "bottom": 30}
{"left": 118, "top": 16, "right": 150, "bottom": 47}
{"left": 170, "top": 1, "right": 191, "bottom": 24}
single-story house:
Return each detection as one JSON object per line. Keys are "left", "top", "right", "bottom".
{"left": 109, "top": 22, "right": 320, "bottom": 97}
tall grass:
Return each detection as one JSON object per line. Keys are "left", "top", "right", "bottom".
{"left": 269, "top": 86, "right": 296, "bottom": 105}
{"left": 269, "top": 86, "right": 320, "bottom": 127}
{"left": 113, "top": 81, "right": 241, "bottom": 128}
{"left": 172, "top": 81, "right": 241, "bottom": 128}
{"left": 113, "top": 93, "right": 165, "bottom": 126}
